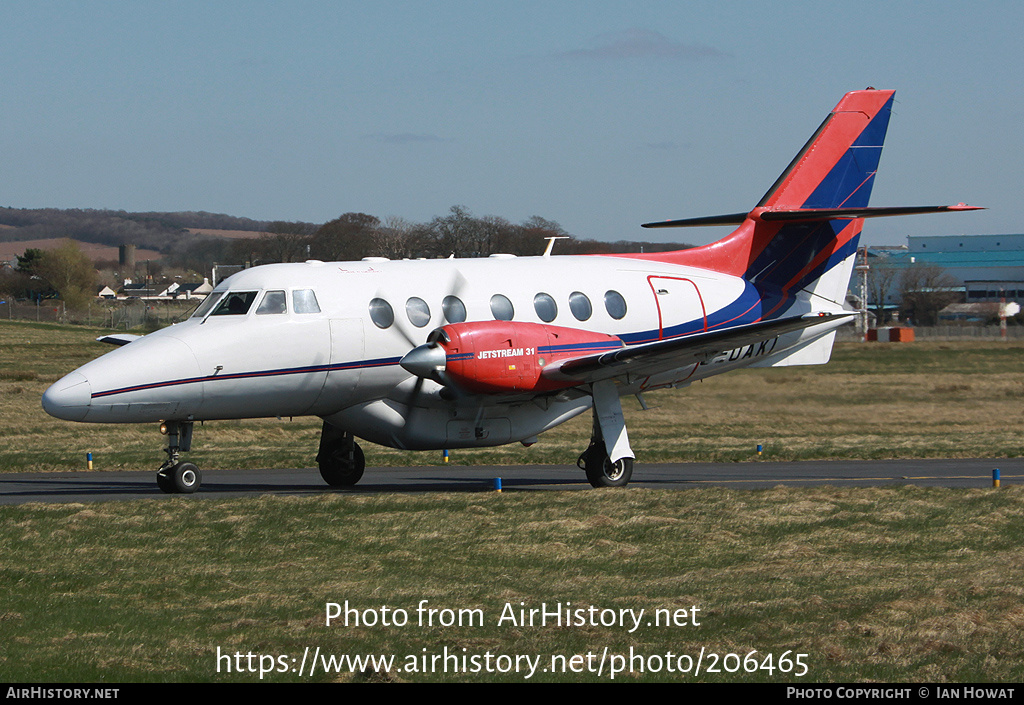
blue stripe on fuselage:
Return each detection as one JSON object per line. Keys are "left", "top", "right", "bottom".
{"left": 92, "top": 356, "right": 402, "bottom": 399}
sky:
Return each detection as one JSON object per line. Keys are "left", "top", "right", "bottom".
{"left": 1, "top": 1, "right": 1021, "bottom": 247}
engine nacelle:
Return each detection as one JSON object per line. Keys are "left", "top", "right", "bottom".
{"left": 435, "top": 321, "right": 623, "bottom": 394}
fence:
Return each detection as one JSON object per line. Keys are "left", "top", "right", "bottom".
{"left": 0, "top": 298, "right": 199, "bottom": 329}
{"left": 836, "top": 325, "right": 1024, "bottom": 341}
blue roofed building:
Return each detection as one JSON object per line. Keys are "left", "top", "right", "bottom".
{"left": 904, "top": 234, "right": 1024, "bottom": 302}
{"left": 855, "top": 234, "right": 1024, "bottom": 326}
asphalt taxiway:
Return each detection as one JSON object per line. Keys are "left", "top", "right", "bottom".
{"left": 0, "top": 458, "right": 1018, "bottom": 505}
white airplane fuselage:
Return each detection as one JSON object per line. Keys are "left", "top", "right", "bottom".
{"left": 41, "top": 89, "right": 976, "bottom": 492}
{"left": 43, "top": 253, "right": 841, "bottom": 450}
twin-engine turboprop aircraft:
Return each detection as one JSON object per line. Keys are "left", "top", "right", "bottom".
{"left": 42, "top": 89, "right": 978, "bottom": 492}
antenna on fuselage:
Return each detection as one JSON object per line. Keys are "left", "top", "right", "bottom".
{"left": 543, "top": 236, "right": 570, "bottom": 257}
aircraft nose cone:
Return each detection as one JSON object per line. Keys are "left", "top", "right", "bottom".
{"left": 42, "top": 371, "right": 92, "bottom": 422}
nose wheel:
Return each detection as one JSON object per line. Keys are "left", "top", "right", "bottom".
{"left": 156, "top": 420, "right": 201, "bottom": 494}
{"left": 317, "top": 421, "right": 365, "bottom": 487}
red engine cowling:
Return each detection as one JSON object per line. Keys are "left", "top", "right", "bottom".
{"left": 436, "top": 321, "right": 623, "bottom": 394}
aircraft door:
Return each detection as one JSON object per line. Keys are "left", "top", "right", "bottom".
{"left": 648, "top": 276, "right": 707, "bottom": 340}
{"left": 311, "top": 318, "right": 365, "bottom": 414}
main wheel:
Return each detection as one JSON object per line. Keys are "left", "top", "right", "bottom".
{"left": 318, "top": 440, "right": 365, "bottom": 487}
{"left": 158, "top": 462, "right": 202, "bottom": 494}
{"left": 583, "top": 449, "right": 633, "bottom": 488}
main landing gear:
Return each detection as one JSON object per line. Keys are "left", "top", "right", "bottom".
{"left": 317, "top": 421, "right": 366, "bottom": 487}
{"left": 577, "top": 380, "right": 635, "bottom": 488}
{"left": 577, "top": 441, "right": 634, "bottom": 488}
{"left": 156, "top": 420, "right": 201, "bottom": 494}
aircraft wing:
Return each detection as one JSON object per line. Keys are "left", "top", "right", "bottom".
{"left": 542, "top": 311, "right": 854, "bottom": 384}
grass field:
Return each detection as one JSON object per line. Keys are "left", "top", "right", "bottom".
{"left": 3, "top": 319, "right": 1023, "bottom": 474}
{"left": 2, "top": 320, "right": 1024, "bottom": 682}
{"left": 2, "top": 486, "right": 1023, "bottom": 682}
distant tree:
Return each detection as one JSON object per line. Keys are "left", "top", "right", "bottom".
{"left": 867, "top": 258, "right": 901, "bottom": 325}
{"left": 421, "top": 205, "right": 479, "bottom": 258}
{"left": 419, "top": 206, "right": 527, "bottom": 258}
{"left": 311, "top": 213, "right": 380, "bottom": 261}
{"left": 371, "top": 216, "right": 422, "bottom": 260}
{"left": 15, "top": 248, "right": 46, "bottom": 275}
{"left": 898, "top": 263, "right": 959, "bottom": 326}
{"left": 516, "top": 216, "right": 569, "bottom": 255}
{"left": 35, "top": 241, "right": 96, "bottom": 310}
{"left": 0, "top": 267, "right": 34, "bottom": 300}
{"left": 0, "top": 207, "right": 268, "bottom": 254}
{"left": 257, "top": 221, "right": 317, "bottom": 263}
{"left": 169, "top": 236, "right": 235, "bottom": 276}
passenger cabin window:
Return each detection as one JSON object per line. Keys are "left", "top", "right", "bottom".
{"left": 369, "top": 298, "right": 394, "bottom": 329}
{"left": 256, "top": 290, "right": 287, "bottom": 315}
{"left": 293, "top": 289, "right": 321, "bottom": 314}
{"left": 569, "top": 291, "right": 592, "bottom": 321}
{"left": 211, "top": 291, "right": 258, "bottom": 316}
{"left": 442, "top": 295, "right": 466, "bottom": 323}
{"left": 490, "top": 294, "right": 514, "bottom": 321}
{"left": 534, "top": 293, "right": 557, "bottom": 322}
{"left": 604, "top": 290, "right": 627, "bottom": 320}
{"left": 406, "top": 297, "right": 431, "bottom": 327}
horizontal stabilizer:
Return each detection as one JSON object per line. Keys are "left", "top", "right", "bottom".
{"left": 641, "top": 204, "right": 982, "bottom": 229}
{"left": 641, "top": 213, "right": 748, "bottom": 229}
{"left": 759, "top": 203, "right": 984, "bottom": 222}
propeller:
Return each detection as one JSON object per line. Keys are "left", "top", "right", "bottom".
{"left": 384, "top": 267, "right": 469, "bottom": 423}
{"left": 400, "top": 328, "right": 449, "bottom": 384}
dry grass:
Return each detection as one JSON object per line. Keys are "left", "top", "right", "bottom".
{"left": 2, "top": 486, "right": 1023, "bottom": 681}
{"left": 6, "top": 321, "right": 1024, "bottom": 682}
{"left": 3, "top": 320, "right": 1024, "bottom": 472}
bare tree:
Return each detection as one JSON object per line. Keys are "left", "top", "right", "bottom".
{"left": 371, "top": 216, "right": 421, "bottom": 259}
{"left": 259, "top": 221, "right": 317, "bottom": 263}
{"left": 898, "top": 263, "right": 959, "bottom": 326}
{"left": 868, "top": 258, "right": 901, "bottom": 325}
{"left": 423, "top": 205, "right": 478, "bottom": 258}
{"left": 311, "top": 213, "right": 380, "bottom": 261}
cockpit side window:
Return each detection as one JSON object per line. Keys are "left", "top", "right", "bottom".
{"left": 210, "top": 291, "right": 258, "bottom": 316}
{"left": 293, "top": 289, "right": 321, "bottom": 314}
{"left": 191, "top": 290, "right": 225, "bottom": 318}
{"left": 256, "top": 290, "right": 288, "bottom": 315}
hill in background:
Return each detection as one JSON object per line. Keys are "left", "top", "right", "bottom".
{"left": 0, "top": 206, "right": 694, "bottom": 274}
{"left": 0, "top": 207, "right": 267, "bottom": 255}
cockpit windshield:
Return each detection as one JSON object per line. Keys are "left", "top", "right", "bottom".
{"left": 191, "top": 290, "right": 226, "bottom": 318}
{"left": 191, "top": 287, "right": 320, "bottom": 320}
{"left": 210, "top": 291, "right": 259, "bottom": 316}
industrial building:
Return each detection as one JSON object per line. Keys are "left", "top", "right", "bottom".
{"left": 857, "top": 233, "right": 1024, "bottom": 324}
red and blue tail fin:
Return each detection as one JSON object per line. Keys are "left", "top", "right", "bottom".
{"left": 628, "top": 88, "right": 979, "bottom": 311}
{"left": 757, "top": 89, "right": 894, "bottom": 211}
{"left": 636, "top": 89, "right": 896, "bottom": 308}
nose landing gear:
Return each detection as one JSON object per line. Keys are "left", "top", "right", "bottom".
{"left": 316, "top": 421, "right": 365, "bottom": 487}
{"left": 156, "top": 420, "right": 201, "bottom": 494}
